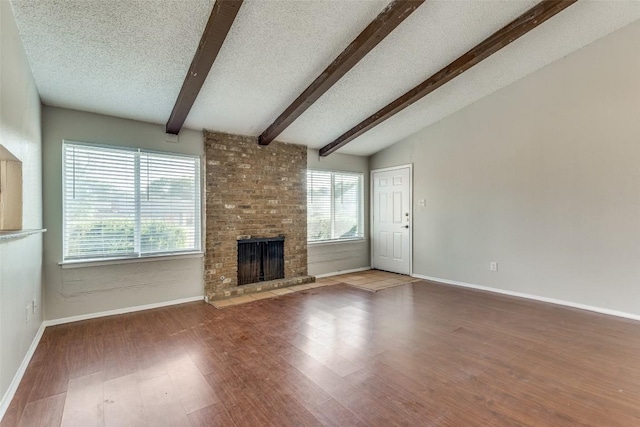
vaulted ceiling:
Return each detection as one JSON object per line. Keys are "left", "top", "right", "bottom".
{"left": 10, "top": 0, "right": 640, "bottom": 156}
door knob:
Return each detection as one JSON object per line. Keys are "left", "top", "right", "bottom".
{"left": 401, "top": 225, "right": 409, "bottom": 229}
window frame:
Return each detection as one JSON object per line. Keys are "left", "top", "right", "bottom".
{"left": 61, "top": 140, "right": 203, "bottom": 264}
{"left": 306, "top": 169, "right": 365, "bottom": 245}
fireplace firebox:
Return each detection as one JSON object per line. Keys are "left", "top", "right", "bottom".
{"left": 237, "top": 237, "right": 285, "bottom": 286}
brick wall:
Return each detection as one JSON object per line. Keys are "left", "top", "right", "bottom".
{"left": 204, "top": 131, "right": 308, "bottom": 295}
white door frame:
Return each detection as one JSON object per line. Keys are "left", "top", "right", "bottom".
{"left": 370, "top": 163, "right": 413, "bottom": 276}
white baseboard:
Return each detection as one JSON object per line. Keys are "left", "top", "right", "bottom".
{"left": 44, "top": 295, "right": 204, "bottom": 327}
{"left": 0, "top": 322, "right": 46, "bottom": 422}
{"left": 412, "top": 273, "right": 640, "bottom": 322}
{"left": 315, "top": 266, "right": 371, "bottom": 279}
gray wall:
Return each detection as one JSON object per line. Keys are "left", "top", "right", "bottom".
{"left": 371, "top": 20, "right": 640, "bottom": 316}
{"left": 40, "top": 107, "right": 372, "bottom": 318}
{"left": 0, "top": 1, "right": 44, "bottom": 411}
{"left": 307, "top": 149, "right": 370, "bottom": 276}
{"left": 42, "top": 107, "right": 204, "bottom": 320}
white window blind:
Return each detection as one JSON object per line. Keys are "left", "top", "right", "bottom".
{"left": 307, "top": 170, "right": 364, "bottom": 242}
{"left": 63, "top": 142, "right": 201, "bottom": 261}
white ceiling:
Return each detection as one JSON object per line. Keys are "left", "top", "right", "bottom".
{"left": 10, "top": 0, "right": 215, "bottom": 125}
{"left": 10, "top": 0, "right": 640, "bottom": 156}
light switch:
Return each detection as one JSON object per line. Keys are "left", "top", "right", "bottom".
{"left": 418, "top": 199, "right": 426, "bottom": 207}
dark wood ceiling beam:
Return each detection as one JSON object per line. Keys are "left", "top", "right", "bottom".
{"left": 166, "top": 0, "right": 243, "bottom": 134}
{"left": 258, "top": 0, "right": 425, "bottom": 146}
{"left": 319, "top": 0, "right": 577, "bottom": 156}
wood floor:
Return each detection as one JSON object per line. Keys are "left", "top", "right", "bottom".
{"left": 3, "top": 273, "right": 640, "bottom": 426}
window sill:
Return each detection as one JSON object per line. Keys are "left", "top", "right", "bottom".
{"left": 59, "top": 251, "right": 204, "bottom": 269}
{"left": 308, "top": 238, "right": 366, "bottom": 247}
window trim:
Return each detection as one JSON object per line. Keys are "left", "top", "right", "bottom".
{"left": 58, "top": 251, "right": 204, "bottom": 269}
{"left": 306, "top": 168, "right": 365, "bottom": 244}
{"left": 307, "top": 237, "right": 366, "bottom": 246}
{"left": 62, "top": 140, "right": 203, "bottom": 263}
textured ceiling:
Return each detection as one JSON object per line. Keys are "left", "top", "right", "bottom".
{"left": 318, "top": 0, "right": 640, "bottom": 155}
{"left": 10, "top": 0, "right": 215, "bottom": 124}
{"left": 10, "top": 0, "right": 640, "bottom": 156}
{"left": 184, "top": 0, "right": 391, "bottom": 135}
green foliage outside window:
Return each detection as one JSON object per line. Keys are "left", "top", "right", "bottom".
{"left": 66, "top": 220, "right": 186, "bottom": 258}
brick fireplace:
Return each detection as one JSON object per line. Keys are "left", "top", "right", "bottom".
{"left": 203, "top": 131, "right": 313, "bottom": 301}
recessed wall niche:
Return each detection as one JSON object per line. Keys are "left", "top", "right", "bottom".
{"left": 0, "top": 145, "right": 23, "bottom": 231}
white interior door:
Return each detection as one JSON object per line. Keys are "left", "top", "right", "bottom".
{"left": 371, "top": 166, "right": 411, "bottom": 275}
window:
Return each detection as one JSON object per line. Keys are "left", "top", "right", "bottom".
{"left": 307, "top": 170, "right": 364, "bottom": 243}
{"left": 63, "top": 142, "right": 201, "bottom": 261}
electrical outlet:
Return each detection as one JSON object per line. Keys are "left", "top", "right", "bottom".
{"left": 25, "top": 305, "right": 30, "bottom": 323}
{"left": 490, "top": 262, "right": 498, "bottom": 272}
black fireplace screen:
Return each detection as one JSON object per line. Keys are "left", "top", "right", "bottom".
{"left": 237, "top": 237, "right": 285, "bottom": 286}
